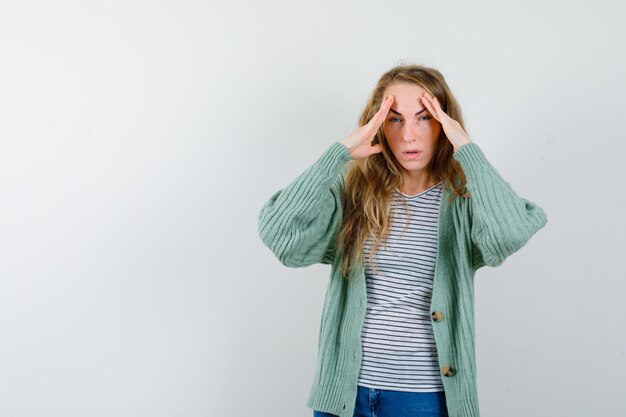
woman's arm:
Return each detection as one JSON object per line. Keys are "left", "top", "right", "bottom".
{"left": 420, "top": 92, "right": 548, "bottom": 268}
{"left": 257, "top": 142, "right": 351, "bottom": 267}
{"left": 258, "top": 95, "right": 395, "bottom": 268}
{"left": 454, "top": 142, "right": 548, "bottom": 268}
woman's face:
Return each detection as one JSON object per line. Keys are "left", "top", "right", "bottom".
{"left": 382, "top": 82, "right": 442, "bottom": 176}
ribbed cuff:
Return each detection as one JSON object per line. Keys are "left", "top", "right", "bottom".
{"left": 304, "top": 141, "right": 351, "bottom": 183}
{"left": 327, "top": 141, "right": 352, "bottom": 164}
{"left": 452, "top": 142, "right": 496, "bottom": 177}
{"left": 453, "top": 142, "right": 485, "bottom": 165}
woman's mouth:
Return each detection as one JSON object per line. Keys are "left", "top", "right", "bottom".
{"left": 403, "top": 150, "right": 421, "bottom": 159}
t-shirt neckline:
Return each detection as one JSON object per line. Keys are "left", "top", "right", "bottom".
{"left": 395, "top": 180, "right": 444, "bottom": 199}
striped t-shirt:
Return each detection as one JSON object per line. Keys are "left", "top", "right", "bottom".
{"left": 357, "top": 180, "right": 445, "bottom": 392}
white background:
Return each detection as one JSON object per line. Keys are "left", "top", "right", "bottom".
{"left": 1, "top": 1, "right": 624, "bottom": 416}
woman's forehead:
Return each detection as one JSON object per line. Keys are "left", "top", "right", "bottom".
{"left": 384, "top": 82, "right": 426, "bottom": 96}
{"left": 385, "top": 84, "right": 426, "bottom": 114}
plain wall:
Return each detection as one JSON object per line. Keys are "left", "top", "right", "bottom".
{"left": 1, "top": 0, "right": 624, "bottom": 416}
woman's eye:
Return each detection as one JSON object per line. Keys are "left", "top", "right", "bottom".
{"left": 419, "top": 115, "right": 433, "bottom": 121}
{"left": 389, "top": 117, "right": 402, "bottom": 123}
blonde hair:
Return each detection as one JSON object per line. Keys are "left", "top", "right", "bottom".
{"left": 337, "top": 64, "right": 470, "bottom": 279}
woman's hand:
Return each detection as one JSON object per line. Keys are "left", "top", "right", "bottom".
{"left": 421, "top": 92, "right": 472, "bottom": 153}
{"left": 340, "top": 95, "right": 394, "bottom": 160}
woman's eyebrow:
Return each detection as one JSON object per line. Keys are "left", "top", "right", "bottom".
{"left": 389, "top": 107, "right": 427, "bottom": 116}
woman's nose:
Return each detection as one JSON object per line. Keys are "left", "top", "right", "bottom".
{"left": 401, "top": 122, "right": 420, "bottom": 141}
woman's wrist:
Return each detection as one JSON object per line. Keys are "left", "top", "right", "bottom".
{"left": 453, "top": 139, "right": 472, "bottom": 153}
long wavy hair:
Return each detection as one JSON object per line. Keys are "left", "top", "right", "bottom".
{"left": 337, "top": 64, "right": 470, "bottom": 279}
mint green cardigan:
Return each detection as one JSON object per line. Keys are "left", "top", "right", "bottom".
{"left": 257, "top": 141, "right": 548, "bottom": 417}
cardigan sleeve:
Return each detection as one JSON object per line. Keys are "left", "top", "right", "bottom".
{"left": 453, "top": 142, "right": 548, "bottom": 268}
{"left": 257, "top": 141, "right": 352, "bottom": 268}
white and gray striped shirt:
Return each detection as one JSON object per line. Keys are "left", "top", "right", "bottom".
{"left": 357, "top": 180, "right": 445, "bottom": 392}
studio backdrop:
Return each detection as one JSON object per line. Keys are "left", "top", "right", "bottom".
{"left": 0, "top": 1, "right": 624, "bottom": 416}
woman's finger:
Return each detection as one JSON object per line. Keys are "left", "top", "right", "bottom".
{"left": 427, "top": 93, "right": 447, "bottom": 116}
{"left": 420, "top": 93, "right": 470, "bottom": 149}
{"left": 425, "top": 93, "right": 450, "bottom": 123}
{"left": 369, "top": 95, "right": 394, "bottom": 129}
{"left": 421, "top": 94, "right": 440, "bottom": 122}
{"left": 340, "top": 96, "right": 395, "bottom": 159}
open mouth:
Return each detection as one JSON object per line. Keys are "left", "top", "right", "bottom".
{"left": 403, "top": 150, "right": 421, "bottom": 159}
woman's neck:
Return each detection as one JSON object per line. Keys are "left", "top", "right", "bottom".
{"left": 400, "top": 173, "right": 439, "bottom": 196}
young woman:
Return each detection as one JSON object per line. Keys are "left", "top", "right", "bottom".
{"left": 257, "top": 64, "right": 548, "bottom": 417}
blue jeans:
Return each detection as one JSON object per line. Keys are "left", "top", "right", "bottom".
{"left": 313, "top": 385, "right": 449, "bottom": 417}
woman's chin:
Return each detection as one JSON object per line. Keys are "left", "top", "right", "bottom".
{"left": 401, "top": 161, "right": 428, "bottom": 171}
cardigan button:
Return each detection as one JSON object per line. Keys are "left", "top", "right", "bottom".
{"left": 441, "top": 365, "right": 456, "bottom": 377}
{"left": 431, "top": 310, "right": 443, "bottom": 322}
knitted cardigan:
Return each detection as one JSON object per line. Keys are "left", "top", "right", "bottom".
{"left": 257, "top": 141, "right": 548, "bottom": 417}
